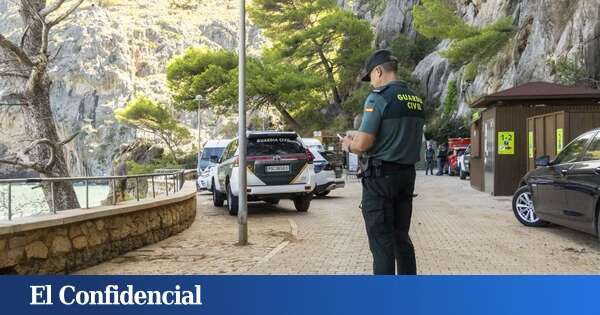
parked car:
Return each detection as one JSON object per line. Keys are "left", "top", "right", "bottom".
{"left": 458, "top": 145, "right": 471, "bottom": 180}
{"left": 319, "top": 150, "right": 346, "bottom": 190}
{"left": 447, "top": 138, "right": 470, "bottom": 176}
{"left": 310, "top": 148, "right": 342, "bottom": 197}
{"left": 213, "top": 131, "right": 316, "bottom": 215}
{"left": 197, "top": 139, "right": 231, "bottom": 191}
{"left": 512, "top": 128, "right": 600, "bottom": 238}
{"left": 301, "top": 138, "right": 325, "bottom": 151}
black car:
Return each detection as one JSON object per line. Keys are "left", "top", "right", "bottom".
{"left": 513, "top": 128, "right": 600, "bottom": 237}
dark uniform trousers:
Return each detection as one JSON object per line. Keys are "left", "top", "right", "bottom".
{"left": 361, "top": 165, "right": 417, "bottom": 275}
{"left": 425, "top": 159, "right": 434, "bottom": 175}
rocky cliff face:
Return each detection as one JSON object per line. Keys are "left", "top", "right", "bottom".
{"left": 354, "top": 0, "right": 600, "bottom": 114}
{"left": 0, "top": 0, "right": 264, "bottom": 177}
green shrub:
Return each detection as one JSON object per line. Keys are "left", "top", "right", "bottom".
{"left": 463, "top": 63, "right": 477, "bottom": 82}
{"left": 443, "top": 79, "right": 458, "bottom": 116}
{"left": 391, "top": 34, "right": 439, "bottom": 69}
{"left": 126, "top": 154, "right": 180, "bottom": 175}
{"left": 549, "top": 56, "right": 589, "bottom": 86}
{"left": 424, "top": 116, "right": 470, "bottom": 144}
{"left": 413, "top": 0, "right": 516, "bottom": 66}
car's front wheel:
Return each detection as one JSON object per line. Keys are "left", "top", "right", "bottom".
{"left": 226, "top": 182, "right": 239, "bottom": 216}
{"left": 294, "top": 195, "right": 311, "bottom": 212}
{"left": 512, "top": 185, "right": 549, "bottom": 227}
{"left": 212, "top": 179, "right": 225, "bottom": 207}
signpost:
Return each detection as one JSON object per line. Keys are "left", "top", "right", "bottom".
{"left": 237, "top": 0, "right": 248, "bottom": 245}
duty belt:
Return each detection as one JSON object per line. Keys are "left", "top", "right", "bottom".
{"left": 358, "top": 158, "right": 413, "bottom": 178}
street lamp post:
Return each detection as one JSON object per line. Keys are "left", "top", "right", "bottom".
{"left": 237, "top": 0, "right": 248, "bottom": 245}
{"left": 195, "top": 95, "right": 205, "bottom": 164}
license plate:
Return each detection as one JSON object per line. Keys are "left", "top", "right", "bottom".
{"left": 266, "top": 165, "right": 290, "bottom": 173}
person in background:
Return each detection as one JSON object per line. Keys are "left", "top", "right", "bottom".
{"left": 425, "top": 144, "right": 435, "bottom": 175}
{"left": 436, "top": 144, "right": 447, "bottom": 176}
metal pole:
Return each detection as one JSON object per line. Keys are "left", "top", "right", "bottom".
{"left": 7, "top": 183, "right": 12, "bottom": 221}
{"left": 112, "top": 179, "right": 117, "bottom": 205}
{"left": 85, "top": 179, "right": 89, "bottom": 209}
{"left": 237, "top": 0, "right": 248, "bottom": 245}
{"left": 50, "top": 181, "right": 56, "bottom": 214}
{"left": 165, "top": 175, "right": 169, "bottom": 196}
{"left": 135, "top": 177, "right": 140, "bottom": 201}
{"left": 152, "top": 176, "right": 156, "bottom": 198}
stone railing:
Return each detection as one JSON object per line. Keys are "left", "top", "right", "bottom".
{"left": 0, "top": 181, "right": 197, "bottom": 274}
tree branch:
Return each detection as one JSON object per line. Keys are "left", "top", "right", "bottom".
{"left": 48, "top": 0, "right": 85, "bottom": 27}
{"left": 22, "top": 138, "right": 57, "bottom": 170}
{"left": 0, "top": 33, "right": 34, "bottom": 67}
{"left": 0, "top": 71, "right": 29, "bottom": 79}
{"left": 40, "top": 0, "right": 68, "bottom": 16}
{"left": 22, "top": 0, "right": 50, "bottom": 54}
{"left": 58, "top": 131, "right": 81, "bottom": 146}
{"left": 20, "top": 23, "right": 32, "bottom": 49}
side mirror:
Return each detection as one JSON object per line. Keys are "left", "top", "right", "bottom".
{"left": 535, "top": 155, "right": 551, "bottom": 168}
{"left": 210, "top": 155, "right": 220, "bottom": 163}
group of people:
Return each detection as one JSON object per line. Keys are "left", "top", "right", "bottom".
{"left": 425, "top": 143, "right": 448, "bottom": 176}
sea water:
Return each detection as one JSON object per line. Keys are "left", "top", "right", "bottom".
{"left": 0, "top": 184, "right": 110, "bottom": 220}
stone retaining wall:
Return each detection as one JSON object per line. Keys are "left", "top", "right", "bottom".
{"left": 0, "top": 182, "right": 197, "bottom": 274}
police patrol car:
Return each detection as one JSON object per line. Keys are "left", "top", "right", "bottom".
{"left": 212, "top": 131, "right": 316, "bottom": 215}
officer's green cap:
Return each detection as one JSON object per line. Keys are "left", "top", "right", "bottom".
{"left": 361, "top": 49, "right": 398, "bottom": 82}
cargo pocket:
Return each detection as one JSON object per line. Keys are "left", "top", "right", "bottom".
{"left": 361, "top": 198, "right": 386, "bottom": 234}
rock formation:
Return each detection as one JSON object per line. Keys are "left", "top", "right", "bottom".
{"left": 0, "top": 0, "right": 264, "bottom": 177}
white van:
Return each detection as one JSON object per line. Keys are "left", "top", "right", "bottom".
{"left": 197, "top": 139, "right": 231, "bottom": 191}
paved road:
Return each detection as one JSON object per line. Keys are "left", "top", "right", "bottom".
{"left": 80, "top": 173, "right": 600, "bottom": 275}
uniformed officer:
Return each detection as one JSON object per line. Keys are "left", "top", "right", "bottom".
{"left": 342, "top": 49, "right": 425, "bottom": 275}
{"left": 425, "top": 143, "right": 435, "bottom": 175}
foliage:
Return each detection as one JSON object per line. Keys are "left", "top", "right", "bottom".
{"left": 549, "top": 56, "right": 590, "bottom": 86}
{"left": 364, "top": 0, "right": 388, "bottom": 15}
{"left": 249, "top": 0, "right": 374, "bottom": 110}
{"left": 443, "top": 79, "right": 458, "bottom": 116}
{"left": 424, "top": 116, "right": 470, "bottom": 144}
{"left": 413, "top": 0, "right": 515, "bottom": 66}
{"left": 413, "top": 0, "right": 478, "bottom": 40}
{"left": 442, "top": 17, "right": 515, "bottom": 66}
{"left": 125, "top": 144, "right": 198, "bottom": 175}
{"left": 423, "top": 78, "right": 469, "bottom": 143}
{"left": 167, "top": 48, "right": 324, "bottom": 134}
{"left": 126, "top": 155, "right": 180, "bottom": 175}
{"left": 390, "top": 34, "right": 439, "bottom": 69}
{"left": 463, "top": 62, "right": 478, "bottom": 82}
{"left": 115, "top": 96, "right": 192, "bottom": 157}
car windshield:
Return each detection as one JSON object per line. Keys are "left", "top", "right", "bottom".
{"left": 553, "top": 131, "right": 596, "bottom": 165}
{"left": 248, "top": 137, "right": 305, "bottom": 156}
{"left": 199, "top": 147, "right": 225, "bottom": 170}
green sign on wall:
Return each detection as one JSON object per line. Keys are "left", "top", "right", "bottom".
{"left": 498, "top": 131, "right": 515, "bottom": 155}
{"left": 528, "top": 132, "right": 534, "bottom": 158}
{"left": 556, "top": 128, "right": 564, "bottom": 153}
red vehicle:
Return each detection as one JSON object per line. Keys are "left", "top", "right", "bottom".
{"left": 447, "top": 138, "right": 471, "bottom": 176}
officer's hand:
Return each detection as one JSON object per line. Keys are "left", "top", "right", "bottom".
{"left": 341, "top": 136, "right": 353, "bottom": 152}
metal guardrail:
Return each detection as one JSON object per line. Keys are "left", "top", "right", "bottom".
{"left": 0, "top": 169, "right": 197, "bottom": 221}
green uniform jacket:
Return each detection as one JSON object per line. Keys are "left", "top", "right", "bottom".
{"left": 359, "top": 80, "right": 425, "bottom": 164}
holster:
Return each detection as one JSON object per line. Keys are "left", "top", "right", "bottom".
{"left": 358, "top": 157, "right": 383, "bottom": 178}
